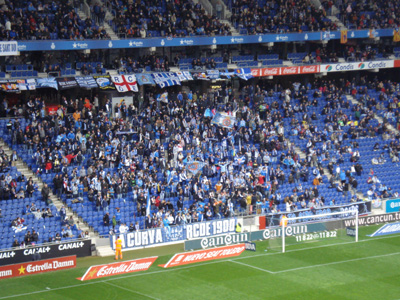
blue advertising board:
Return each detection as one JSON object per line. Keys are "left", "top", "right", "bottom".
{"left": 385, "top": 199, "right": 400, "bottom": 213}
{"left": 369, "top": 222, "right": 400, "bottom": 237}
{"left": 14, "top": 29, "right": 395, "bottom": 52}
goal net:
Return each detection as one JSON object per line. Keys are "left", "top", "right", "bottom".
{"left": 266, "top": 210, "right": 359, "bottom": 253}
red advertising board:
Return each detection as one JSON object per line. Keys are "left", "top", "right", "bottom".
{"left": 0, "top": 256, "right": 76, "bottom": 279}
{"left": 251, "top": 65, "right": 319, "bottom": 77}
{"left": 395, "top": 60, "right": 400, "bottom": 68}
{"left": 299, "top": 65, "right": 320, "bottom": 74}
{"left": 80, "top": 256, "right": 158, "bottom": 281}
{"left": 281, "top": 66, "right": 299, "bottom": 75}
{"left": 162, "top": 244, "right": 246, "bottom": 268}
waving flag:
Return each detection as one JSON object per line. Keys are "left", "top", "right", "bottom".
{"left": 220, "top": 70, "right": 235, "bottom": 79}
{"left": 204, "top": 108, "right": 213, "bottom": 117}
{"left": 157, "top": 92, "right": 168, "bottom": 103}
{"left": 136, "top": 74, "right": 155, "bottom": 85}
{"left": 235, "top": 68, "right": 254, "bottom": 81}
{"left": 175, "top": 71, "right": 193, "bottom": 81}
{"left": 186, "top": 161, "right": 206, "bottom": 175}
{"left": 211, "top": 112, "right": 236, "bottom": 129}
{"left": 146, "top": 188, "right": 151, "bottom": 216}
{"left": 152, "top": 73, "right": 181, "bottom": 88}
{"left": 75, "top": 76, "right": 98, "bottom": 89}
{"left": 36, "top": 78, "right": 58, "bottom": 90}
{"left": 111, "top": 75, "right": 138, "bottom": 92}
{"left": 234, "top": 155, "right": 246, "bottom": 165}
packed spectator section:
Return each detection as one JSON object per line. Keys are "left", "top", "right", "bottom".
{"left": 109, "top": 0, "right": 231, "bottom": 38}
{"left": 339, "top": 0, "right": 400, "bottom": 29}
{"left": 229, "top": 0, "right": 336, "bottom": 34}
{"left": 0, "top": 0, "right": 109, "bottom": 40}
{"left": 0, "top": 74, "right": 399, "bottom": 249}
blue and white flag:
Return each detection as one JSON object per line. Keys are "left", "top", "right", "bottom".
{"left": 36, "top": 78, "right": 58, "bottom": 90}
{"left": 17, "top": 79, "right": 36, "bottom": 90}
{"left": 186, "top": 161, "right": 206, "bottom": 175}
{"left": 207, "top": 70, "right": 220, "bottom": 80}
{"left": 152, "top": 72, "right": 181, "bottom": 88}
{"left": 175, "top": 71, "right": 193, "bottom": 81}
{"left": 234, "top": 155, "right": 246, "bottom": 165}
{"left": 157, "top": 92, "right": 168, "bottom": 103}
{"left": 146, "top": 188, "right": 151, "bottom": 216}
{"left": 235, "top": 68, "right": 254, "bottom": 81}
{"left": 220, "top": 70, "right": 235, "bottom": 79}
{"left": 136, "top": 73, "right": 155, "bottom": 85}
{"left": 75, "top": 76, "right": 98, "bottom": 89}
{"left": 204, "top": 108, "right": 213, "bottom": 118}
{"left": 211, "top": 112, "right": 236, "bottom": 129}
{"left": 193, "top": 72, "right": 209, "bottom": 80}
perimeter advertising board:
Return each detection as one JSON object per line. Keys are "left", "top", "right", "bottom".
{"left": 80, "top": 256, "right": 158, "bottom": 281}
{"left": 0, "top": 239, "right": 92, "bottom": 266}
{"left": 0, "top": 256, "right": 76, "bottom": 279}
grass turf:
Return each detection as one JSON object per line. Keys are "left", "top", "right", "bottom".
{"left": 0, "top": 224, "right": 399, "bottom": 300}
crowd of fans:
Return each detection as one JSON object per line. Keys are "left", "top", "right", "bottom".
{"left": 339, "top": 0, "right": 400, "bottom": 29}
{"left": 2, "top": 73, "right": 399, "bottom": 240}
{"left": 229, "top": 0, "right": 337, "bottom": 34}
{"left": 2, "top": 0, "right": 400, "bottom": 42}
{"left": 0, "top": 0, "right": 109, "bottom": 40}
{"left": 110, "top": 0, "right": 231, "bottom": 38}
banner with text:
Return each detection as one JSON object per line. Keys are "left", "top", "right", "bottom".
{"left": 162, "top": 244, "right": 246, "bottom": 268}
{"left": 110, "top": 218, "right": 237, "bottom": 250}
{"left": 80, "top": 256, "right": 157, "bottom": 281}
{"left": 0, "top": 41, "right": 18, "bottom": 56}
{"left": 0, "top": 239, "right": 91, "bottom": 266}
{"left": 385, "top": 198, "right": 400, "bottom": 213}
{"left": 0, "top": 256, "right": 76, "bottom": 280}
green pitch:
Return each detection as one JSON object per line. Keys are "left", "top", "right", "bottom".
{"left": 1, "top": 224, "right": 400, "bottom": 300}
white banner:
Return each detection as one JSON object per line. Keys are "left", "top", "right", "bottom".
{"left": 321, "top": 60, "right": 394, "bottom": 73}
{"left": 0, "top": 41, "right": 18, "bottom": 56}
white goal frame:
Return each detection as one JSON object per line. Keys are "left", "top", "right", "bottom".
{"left": 282, "top": 210, "right": 358, "bottom": 253}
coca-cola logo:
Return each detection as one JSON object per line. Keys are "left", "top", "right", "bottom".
{"left": 263, "top": 68, "right": 279, "bottom": 76}
{"left": 251, "top": 69, "right": 259, "bottom": 76}
{"left": 281, "top": 67, "right": 298, "bottom": 75}
{"left": 300, "top": 66, "right": 318, "bottom": 73}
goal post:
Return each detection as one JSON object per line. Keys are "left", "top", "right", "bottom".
{"left": 281, "top": 210, "right": 359, "bottom": 253}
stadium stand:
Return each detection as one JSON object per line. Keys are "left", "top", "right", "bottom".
{"left": 229, "top": 0, "right": 337, "bottom": 34}
{"left": 0, "top": 0, "right": 109, "bottom": 40}
{"left": 109, "top": 0, "right": 231, "bottom": 38}
{"left": 338, "top": 0, "right": 400, "bottom": 29}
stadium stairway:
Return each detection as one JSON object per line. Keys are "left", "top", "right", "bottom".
{"left": 347, "top": 94, "right": 399, "bottom": 136}
{"left": 96, "top": 245, "right": 116, "bottom": 257}
{"left": 0, "top": 139, "right": 99, "bottom": 240}
{"left": 77, "top": 4, "right": 118, "bottom": 40}
{"left": 346, "top": 94, "right": 400, "bottom": 201}
{"left": 283, "top": 135, "right": 359, "bottom": 199}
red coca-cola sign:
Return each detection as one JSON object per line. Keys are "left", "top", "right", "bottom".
{"left": 262, "top": 68, "right": 280, "bottom": 76}
{"left": 281, "top": 67, "right": 298, "bottom": 75}
{"left": 299, "top": 65, "right": 320, "bottom": 74}
{"left": 251, "top": 69, "right": 261, "bottom": 77}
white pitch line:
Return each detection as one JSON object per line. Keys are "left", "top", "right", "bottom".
{"left": 104, "top": 281, "right": 160, "bottom": 300}
{"left": 274, "top": 252, "right": 400, "bottom": 274}
{"left": 234, "top": 234, "right": 400, "bottom": 261}
{"left": 229, "top": 260, "right": 274, "bottom": 274}
{"left": 0, "top": 260, "right": 227, "bottom": 300}
{"left": 0, "top": 234, "right": 399, "bottom": 299}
